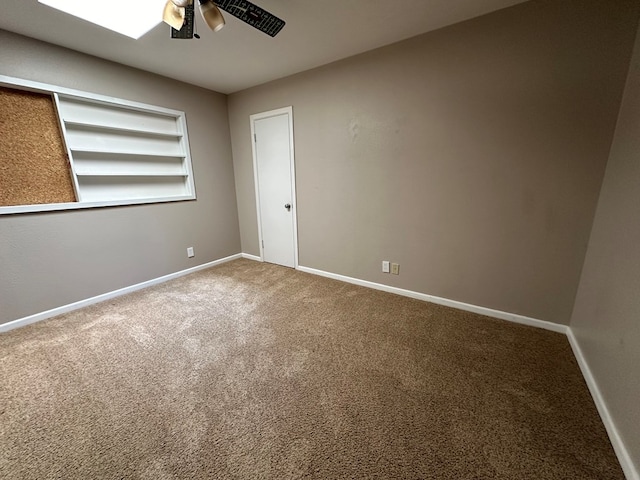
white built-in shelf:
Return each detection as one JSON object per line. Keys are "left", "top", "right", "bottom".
{"left": 55, "top": 92, "right": 195, "bottom": 204}
{"left": 69, "top": 148, "right": 186, "bottom": 159}
{"left": 63, "top": 120, "right": 183, "bottom": 139}
{"left": 74, "top": 172, "right": 188, "bottom": 177}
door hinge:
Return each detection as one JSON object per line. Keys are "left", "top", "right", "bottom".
{"left": 254, "top": 133, "right": 257, "bottom": 143}
{"left": 262, "top": 240, "right": 264, "bottom": 249}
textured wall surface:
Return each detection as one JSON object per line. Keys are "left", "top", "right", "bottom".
{"left": 0, "top": 31, "right": 241, "bottom": 325}
{"left": 228, "top": 0, "right": 639, "bottom": 324}
{"left": 570, "top": 19, "right": 640, "bottom": 476}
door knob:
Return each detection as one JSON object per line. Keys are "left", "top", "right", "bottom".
{"left": 284, "top": 203, "right": 291, "bottom": 211}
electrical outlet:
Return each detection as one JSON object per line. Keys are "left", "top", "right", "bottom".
{"left": 382, "top": 261, "right": 390, "bottom": 273}
{"left": 187, "top": 247, "right": 195, "bottom": 258}
{"left": 391, "top": 263, "right": 400, "bottom": 275}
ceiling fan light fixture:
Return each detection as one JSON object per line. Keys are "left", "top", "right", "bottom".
{"left": 198, "top": 0, "right": 225, "bottom": 32}
{"left": 162, "top": 0, "right": 186, "bottom": 30}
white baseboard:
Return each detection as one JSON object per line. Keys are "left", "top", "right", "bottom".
{"left": 0, "top": 254, "right": 242, "bottom": 334}
{"left": 567, "top": 330, "right": 638, "bottom": 480}
{"left": 241, "top": 253, "right": 262, "bottom": 262}
{"left": 297, "top": 265, "right": 567, "bottom": 334}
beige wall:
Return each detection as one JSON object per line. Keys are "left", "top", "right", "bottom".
{"left": 228, "top": 0, "right": 640, "bottom": 324}
{"left": 0, "top": 31, "right": 241, "bottom": 326}
{"left": 570, "top": 21, "right": 640, "bottom": 474}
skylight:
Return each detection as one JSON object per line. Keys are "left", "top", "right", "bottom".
{"left": 38, "top": 0, "right": 166, "bottom": 39}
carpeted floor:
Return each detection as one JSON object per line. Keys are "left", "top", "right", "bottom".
{"left": 0, "top": 259, "right": 623, "bottom": 479}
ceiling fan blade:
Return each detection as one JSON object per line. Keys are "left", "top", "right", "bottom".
{"left": 162, "top": 0, "right": 186, "bottom": 30}
{"left": 214, "top": 0, "right": 285, "bottom": 37}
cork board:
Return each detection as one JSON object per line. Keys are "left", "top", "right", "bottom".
{"left": 0, "top": 86, "right": 77, "bottom": 206}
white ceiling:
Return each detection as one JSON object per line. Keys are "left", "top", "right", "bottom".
{"left": 0, "top": 0, "right": 528, "bottom": 94}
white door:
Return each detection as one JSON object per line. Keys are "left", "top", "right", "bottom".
{"left": 251, "top": 107, "right": 297, "bottom": 268}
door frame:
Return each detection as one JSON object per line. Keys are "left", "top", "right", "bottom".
{"left": 250, "top": 106, "right": 299, "bottom": 268}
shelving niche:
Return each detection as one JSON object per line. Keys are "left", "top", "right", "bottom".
{"left": 55, "top": 93, "right": 195, "bottom": 203}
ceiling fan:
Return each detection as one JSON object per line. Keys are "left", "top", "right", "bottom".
{"left": 162, "top": 0, "right": 285, "bottom": 39}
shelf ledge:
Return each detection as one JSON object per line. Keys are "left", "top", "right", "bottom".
{"left": 64, "top": 120, "right": 182, "bottom": 138}
{"left": 75, "top": 172, "right": 188, "bottom": 177}
{"left": 69, "top": 148, "right": 186, "bottom": 159}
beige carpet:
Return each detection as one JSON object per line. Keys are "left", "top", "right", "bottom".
{"left": 0, "top": 259, "right": 623, "bottom": 479}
